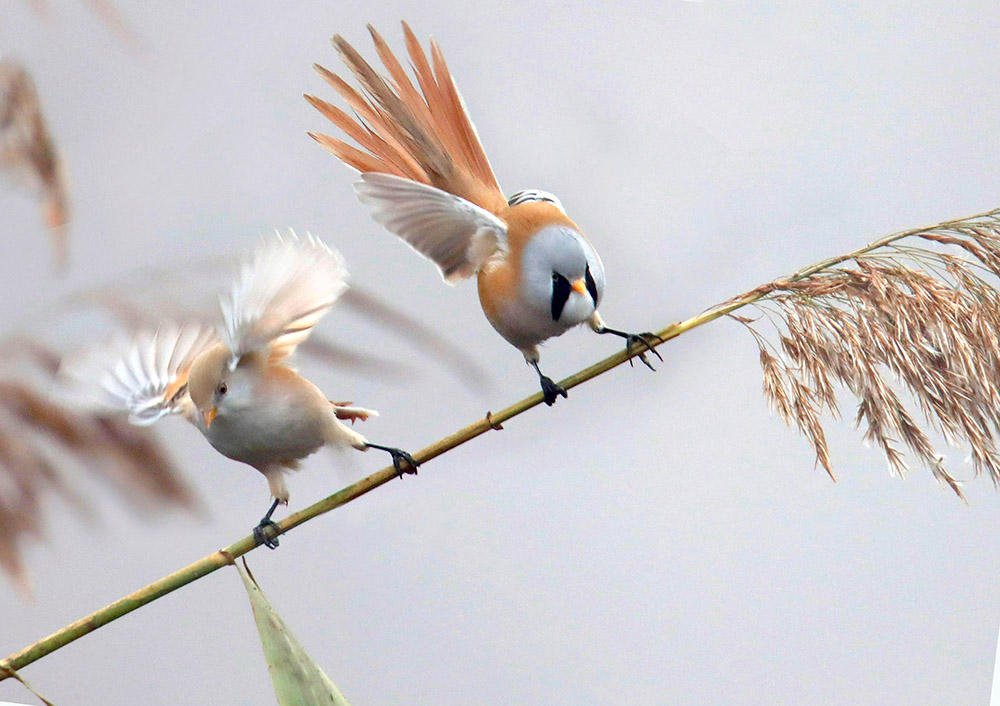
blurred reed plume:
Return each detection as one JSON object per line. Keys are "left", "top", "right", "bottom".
{"left": 80, "top": 0, "right": 141, "bottom": 48}
{"left": 731, "top": 209, "right": 1000, "bottom": 498}
{"left": 21, "top": 0, "right": 141, "bottom": 49}
{"left": 0, "top": 337, "right": 195, "bottom": 589}
{"left": 0, "top": 61, "right": 70, "bottom": 269}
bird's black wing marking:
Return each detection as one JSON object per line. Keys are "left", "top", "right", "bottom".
{"left": 507, "top": 190, "right": 565, "bottom": 214}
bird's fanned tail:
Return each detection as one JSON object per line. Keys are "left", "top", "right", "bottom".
{"left": 308, "top": 21, "right": 507, "bottom": 215}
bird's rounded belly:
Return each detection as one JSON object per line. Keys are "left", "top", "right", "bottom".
{"left": 480, "top": 285, "right": 590, "bottom": 349}
{"left": 205, "top": 407, "right": 327, "bottom": 468}
{"left": 494, "top": 299, "right": 572, "bottom": 347}
{"left": 478, "top": 259, "right": 593, "bottom": 348}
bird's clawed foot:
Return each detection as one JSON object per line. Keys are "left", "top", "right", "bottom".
{"left": 599, "top": 327, "right": 664, "bottom": 370}
{"left": 539, "top": 375, "right": 568, "bottom": 406}
{"left": 530, "top": 360, "right": 567, "bottom": 405}
{"left": 253, "top": 498, "right": 282, "bottom": 549}
{"left": 253, "top": 519, "right": 281, "bottom": 549}
{"left": 367, "top": 442, "right": 420, "bottom": 479}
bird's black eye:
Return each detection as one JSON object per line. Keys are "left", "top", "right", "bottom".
{"left": 552, "top": 272, "right": 559, "bottom": 281}
{"left": 218, "top": 383, "right": 228, "bottom": 395}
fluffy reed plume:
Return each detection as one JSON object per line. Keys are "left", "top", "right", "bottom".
{"left": 0, "top": 61, "right": 70, "bottom": 269}
{"left": 0, "top": 337, "right": 195, "bottom": 589}
{"left": 733, "top": 209, "right": 1000, "bottom": 498}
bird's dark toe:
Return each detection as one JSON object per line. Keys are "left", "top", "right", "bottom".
{"left": 366, "top": 443, "right": 420, "bottom": 478}
{"left": 391, "top": 449, "right": 419, "bottom": 478}
{"left": 625, "top": 332, "right": 663, "bottom": 369}
{"left": 253, "top": 519, "right": 281, "bottom": 549}
{"left": 540, "top": 376, "right": 567, "bottom": 406}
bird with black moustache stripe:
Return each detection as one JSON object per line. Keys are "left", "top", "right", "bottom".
{"left": 306, "top": 22, "right": 661, "bottom": 405}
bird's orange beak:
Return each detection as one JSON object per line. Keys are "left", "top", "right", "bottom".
{"left": 203, "top": 407, "right": 217, "bottom": 429}
{"left": 571, "top": 278, "right": 587, "bottom": 295}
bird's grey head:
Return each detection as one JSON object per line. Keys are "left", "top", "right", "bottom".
{"left": 521, "top": 225, "right": 605, "bottom": 325}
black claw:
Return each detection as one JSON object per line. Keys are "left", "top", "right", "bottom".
{"left": 367, "top": 443, "right": 420, "bottom": 479}
{"left": 539, "top": 375, "right": 568, "bottom": 406}
{"left": 253, "top": 518, "right": 281, "bottom": 549}
{"left": 390, "top": 449, "right": 419, "bottom": 479}
{"left": 531, "top": 360, "right": 568, "bottom": 406}
{"left": 599, "top": 327, "right": 664, "bottom": 369}
{"left": 625, "top": 332, "right": 664, "bottom": 369}
{"left": 253, "top": 498, "right": 282, "bottom": 549}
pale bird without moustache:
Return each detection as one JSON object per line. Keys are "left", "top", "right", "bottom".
{"left": 306, "top": 22, "right": 663, "bottom": 406}
{"left": 60, "top": 233, "right": 418, "bottom": 548}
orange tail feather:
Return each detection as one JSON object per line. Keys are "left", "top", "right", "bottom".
{"left": 309, "top": 22, "right": 506, "bottom": 214}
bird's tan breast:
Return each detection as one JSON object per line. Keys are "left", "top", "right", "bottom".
{"left": 476, "top": 201, "right": 586, "bottom": 348}
{"left": 204, "top": 366, "right": 333, "bottom": 470}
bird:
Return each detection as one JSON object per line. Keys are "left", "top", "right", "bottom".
{"left": 59, "top": 233, "right": 418, "bottom": 548}
{"left": 305, "top": 22, "right": 662, "bottom": 406}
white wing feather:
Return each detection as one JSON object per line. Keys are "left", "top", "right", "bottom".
{"left": 354, "top": 173, "right": 508, "bottom": 284}
{"left": 58, "top": 321, "right": 218, "bottom": 426}
{"left": 220, "top": 232, "right": 348, "bottom": 365}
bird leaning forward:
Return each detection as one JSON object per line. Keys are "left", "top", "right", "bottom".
{"left": 59, "top": 233, "right": 419, "bottom": 548}
{"left": 306, "top": 21, "right": 663, "bottom": 406}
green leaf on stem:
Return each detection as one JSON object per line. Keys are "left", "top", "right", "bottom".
{"left": 236, "top": 559, "right": 351, "bottom": 706}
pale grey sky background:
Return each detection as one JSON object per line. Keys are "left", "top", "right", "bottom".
{"left": 2, "top": 2, "right": 1000, "bottom": 705}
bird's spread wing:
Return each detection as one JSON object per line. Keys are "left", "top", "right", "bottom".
{"left": 220, "top": 232, "right": 348, "bottom": 365}
{"left": 1, "top": 336, "right": 196, "bottom": 588}
{"left": 58, "top": 321, "right": 218, "bottom": 425}
{"left": 355, "top": 172, "right": 508, "bottom": 283}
